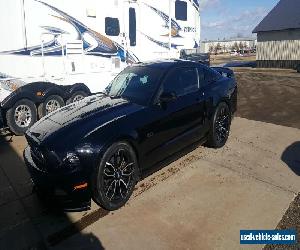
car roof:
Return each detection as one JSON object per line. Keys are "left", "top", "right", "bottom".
{"left": 132, "top": 59, "right": 202, "bottom": 70}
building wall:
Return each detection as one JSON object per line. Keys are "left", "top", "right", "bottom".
{"left": 200, "top": 39, "right": 256, "bottom": 53}
{"left": 256, "top": 29, "right": 300, "bottom": 68}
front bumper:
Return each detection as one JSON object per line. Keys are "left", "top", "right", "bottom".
{"left": 24, "top": 146, "right": 91, "bottom": 211}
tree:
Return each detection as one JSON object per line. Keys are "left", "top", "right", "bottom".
{"left": 214, "top": 42, "right": 221, "bottom": 54}
{"left": 233, "top": 42, "right": 239, "bottom": 51}
{"left": 239, "top": 42, "right": 244, "bottom": 50}
{"left": 223, "top": 44, "right": 227, "bottom": 53}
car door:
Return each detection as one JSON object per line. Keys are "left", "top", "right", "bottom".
{"left": 139, "top": 66, "right": 206, "bottom": 168}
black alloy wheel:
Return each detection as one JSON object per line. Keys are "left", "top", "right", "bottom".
{"left": 206, "top": 102, "right": 231, "bottom": 148}
{"left": 92, "top": 142, "right": 138, "bottom": 211}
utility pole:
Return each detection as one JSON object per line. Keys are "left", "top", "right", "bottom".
{"left": 21, "top": 0, "right": 28, "bottom": 49}
{"left": 198, "top": 0, "right": 201, "bottom": 45}
{"left": 168, "top": 0, "right": 172, "bottom": 59}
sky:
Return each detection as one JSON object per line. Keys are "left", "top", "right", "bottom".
{"left": 200, "top": 0, "right": 280, "bottom": 40}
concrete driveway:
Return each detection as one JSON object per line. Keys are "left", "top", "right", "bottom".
{"left": 0, "top": 117, "right": 299, "bottom": 250}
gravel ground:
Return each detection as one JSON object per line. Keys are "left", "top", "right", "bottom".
{"left": 264, "top": 193, "right": 300, "bottom": 250}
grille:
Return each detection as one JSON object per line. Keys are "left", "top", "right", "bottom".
{"left": 30, "top": 146, "right": 47, "bottom": 172}
{"left": 31, "top": 146, "right": 45, "bottom": 164}
{"left": 26, "top": 133, "right": 47, "bottom": 172}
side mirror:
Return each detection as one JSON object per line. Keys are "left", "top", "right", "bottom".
{"left": 159, "top": 92, "right": 177, "bottom": 103}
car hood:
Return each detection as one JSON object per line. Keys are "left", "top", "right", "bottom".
{"left": 27, "top": 94, "right": 141, "bottom": 143}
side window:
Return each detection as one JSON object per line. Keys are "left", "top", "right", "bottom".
{"left": 105, "top": 17, "right": 120, "bottom": 36}
{"left": 175, "top": 0, "right": 187, "bottom": 21}
{"left": 164, "top": 67, "right": 198, "bottom": 97}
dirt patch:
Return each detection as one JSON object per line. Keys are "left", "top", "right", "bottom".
{"left": 133, "top": 150, "right": 203, "bottom": 197}
{"left": 210, "top": 54, "right": 256, "bottom": 65}
{"left": 235, "top": 68, "right": 300, "bottom": 129}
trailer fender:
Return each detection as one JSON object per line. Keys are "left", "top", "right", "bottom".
{"left": 42, "top": 86, "right": 66, "bottom": 100}
{"left": 67, "top": 83, "right": 91, "bottom": 96}
{"left": 1, "top": 89, "right": 39, "bottom": 110}
{"left": 1, "top": 81, "right": 64, "bottom": 110}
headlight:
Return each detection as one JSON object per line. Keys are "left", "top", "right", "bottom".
{"left": 76, "top": 144, "right": 94, "bottom": 155}
{"left": 63, "top": 152, "right": 80, "bottom": 167}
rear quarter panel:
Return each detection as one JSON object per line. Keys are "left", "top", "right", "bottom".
{"left": 202, "top": 75, "right": 237, "bottom": 120}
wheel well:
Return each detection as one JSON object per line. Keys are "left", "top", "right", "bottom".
{"left": 119, "top": 139, "right": 141, "bottom": 180}
{"left": 115, "top": 138, "right": 139, "bottom": 161}
{"left": 217, "top": 98, "right": 232, "bottom": 113}
{"left": 124, "top": 140, "right": 139, "bottom": 162}
{"left": 101, "top": 137, "right": 141, "bottom": 178}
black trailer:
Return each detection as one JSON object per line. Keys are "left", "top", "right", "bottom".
{"left": 0, "top": 81, "right": 91, "bottom": 135}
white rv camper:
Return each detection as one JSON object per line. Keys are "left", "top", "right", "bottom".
{"left": 0, "top": 0, "right": 200, "bottom": 134}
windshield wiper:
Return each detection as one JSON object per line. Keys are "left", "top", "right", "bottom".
{"left": 110, "top": 95, "right": 131, "bottom": 101}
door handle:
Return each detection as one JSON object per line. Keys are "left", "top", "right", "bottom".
{"left": 196, "top": 97, "right": 203, "bottom": 103}
{"left": 147, "top": 132, "right": 154, "bottom": 138}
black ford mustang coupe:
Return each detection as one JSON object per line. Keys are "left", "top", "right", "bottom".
{"left": 24, "top": 60, "right": 237, "bottom": 211}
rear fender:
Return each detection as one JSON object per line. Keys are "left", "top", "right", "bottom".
{"left": 211, "top": 67, "right": 234, "bottom": 78}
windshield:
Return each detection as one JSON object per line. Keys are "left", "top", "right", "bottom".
{"left": 106, "top": 66, "right": 163, "bottom": 106}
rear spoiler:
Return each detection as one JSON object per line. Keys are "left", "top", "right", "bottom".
{"left": 211, "top": 67, "right": 234, "bottom": 78}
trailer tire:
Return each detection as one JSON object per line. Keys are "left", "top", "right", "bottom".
{"left": 6, "top": 99, "right": 37, "bottom": 136}
{"left": 38, "top": 95, "right": 65, "bottom": 118}
{"left": 66, "top": 91, "right": 88, "bottom": 104}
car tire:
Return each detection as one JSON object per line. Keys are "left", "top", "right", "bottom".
{"left": 38, "top": 95, "right": 65, "bottom": 118}
{"left": 206, "top": 102, "right": 231, "bottom": 148}
{"left": 6, "top": 99, "right": 37, "bottom": 136}
{"left": 66, "top": 91, "right": 88, "bottom": 104}
{"left": 92, "top": 141, "right": 139, "bottom": 211}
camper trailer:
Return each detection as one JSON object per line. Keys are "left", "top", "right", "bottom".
{"left": 0, "top": 0, "right": 200, "bottom": 134}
